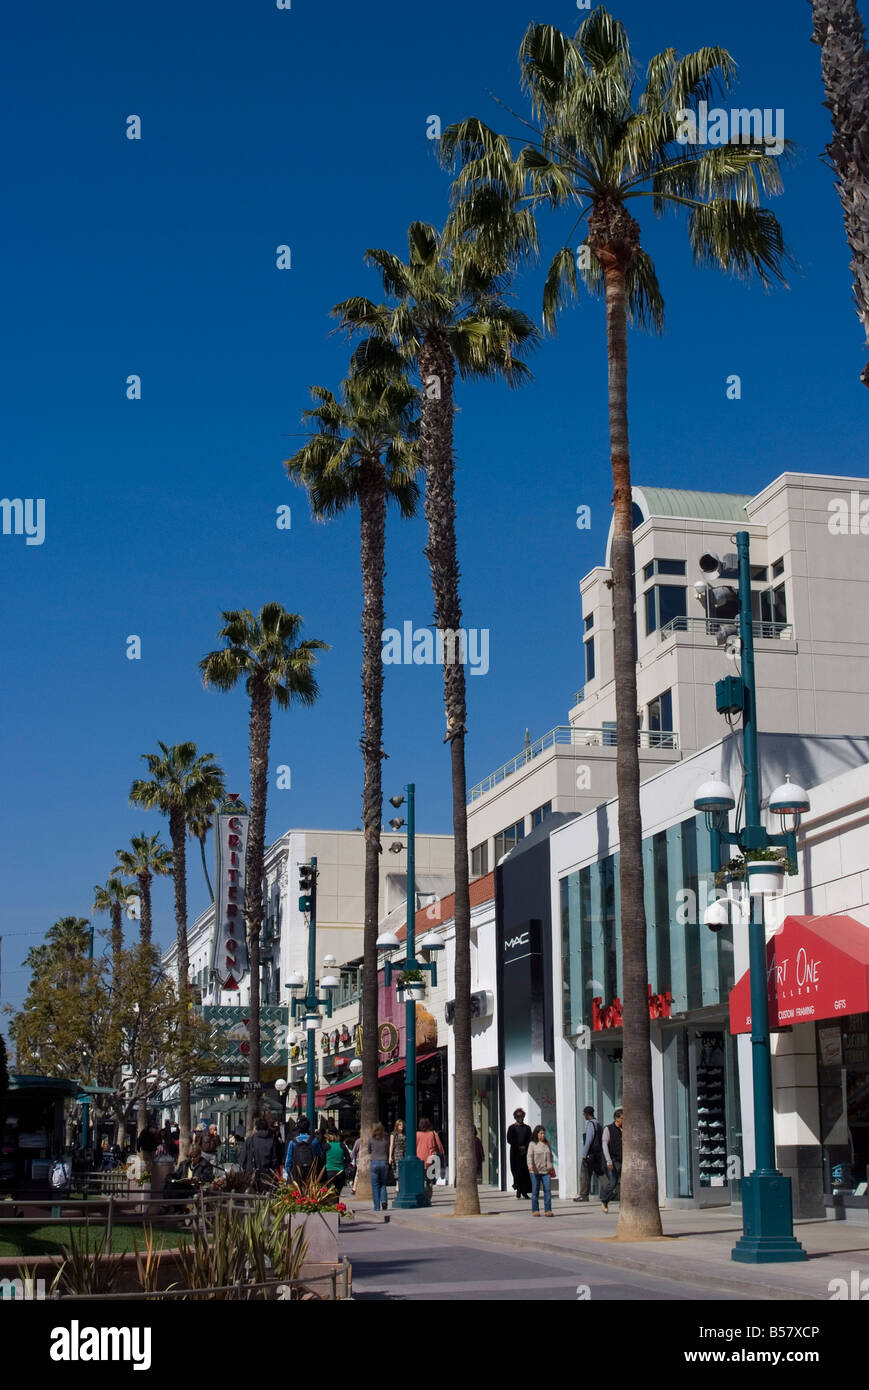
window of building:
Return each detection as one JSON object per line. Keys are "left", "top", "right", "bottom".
{"left": 494, "top": 819, "right": 525, "bottom": 861}
{"left": 531, "top": 802, "right": 552, "bottom": 828}
{"left": 645, "top": 584, "right": 687, "bottom": 635}
{"left": 583, "top": 612, "right": 594, "bottom": 631}
{"left": 750, "top": 564, "right": 768, "bottom": 582}
{"left": 772, "top": 556, "right": 784, "bottom": 577}
{"left": 751, "top": 583, "right": 788, "bottom": 628}
{"left": 584, "top": 636, "right": 595, "bottom": 683}
{"left": 470, "top": 841, "right": 489, "bottom": 879}
{"left": 602, "top": 721, "right": 617, "bottom": 746}
{"left": 647, "top": 689, "right": 675, "bottom": 747}
{"left": 644, "top": 559, "right": 686, "bottom": 580}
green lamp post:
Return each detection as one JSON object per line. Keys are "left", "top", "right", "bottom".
{"left": 286, "top": 857, "right": 337, "bottom": 1127}
{"left": 378, "top": 784, "right": 443, "bottom": 1209}
{"left": 694, "top": 530, "right": 806, "bottom": 1263}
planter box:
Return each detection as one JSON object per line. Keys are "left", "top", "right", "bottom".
{"left": 746, "top": 861, "right": 785, "bottom": 895}
{"left": 397, "top": 986, "right": 424, "bottom": 1003}
{"left": 290, "top": 1210, "right": 339, "bottom": 1269}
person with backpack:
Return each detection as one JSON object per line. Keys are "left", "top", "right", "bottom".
{"left": 283, "top": 1117, "right": 324, "bottom": 1185}
{"left": 574, "top": 1105, "right": 604, "bottom": 1202}
{"left": 600, "top": 1108, "right": 623, "bottom": 1213}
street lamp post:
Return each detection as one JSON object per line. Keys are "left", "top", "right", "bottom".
{"left": 696, "top": 530, "right": 806, "bottom": 1264}
{"left": 378, "top": 785, "right": 443, "bottom": 1210}
{"left": 287, "top": 858, "right": 336, "bottom": 1128}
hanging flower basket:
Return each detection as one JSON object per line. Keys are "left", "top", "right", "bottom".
{"left": 746, "top": 859, "right": 786, "bottom": 895}
{"left": 397, "top": 984, "right": 425, "bottom": 1003}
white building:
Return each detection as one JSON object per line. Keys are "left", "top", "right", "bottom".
{"left": 466, "top": 473, "right": 869, "bottom": 884}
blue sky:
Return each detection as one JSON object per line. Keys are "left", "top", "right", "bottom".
{"left": 1, "top": 0, "right": 866, "bottom": 1010}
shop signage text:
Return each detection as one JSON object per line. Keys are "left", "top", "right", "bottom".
{"left": 592, "top": 985, "right": 673, "bottom": 1030}
{"left": 212, "top": 799, "right": 250, "bottom": 990}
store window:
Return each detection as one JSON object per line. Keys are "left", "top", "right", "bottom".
{"left": 818, "top": 1015, "right": 869, "bottom": 1194}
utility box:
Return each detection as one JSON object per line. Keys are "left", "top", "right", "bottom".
{"left": 715, "top": 675, "right": 745, "bottom": 715}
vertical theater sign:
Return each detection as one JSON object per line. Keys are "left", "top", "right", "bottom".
{"left": 210, "top": 794, "right": 250, "bottom": 992}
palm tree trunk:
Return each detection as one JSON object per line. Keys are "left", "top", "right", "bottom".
{"left": 138, "top": 871, "right": 152, "bottom": 949}
{"left": 245, "top": 678, "right": 272, "bottom": 1132}
{"left": 169, "top": 805, "right": 192, "bottom": 1160}
{"left": 420, "top": 333, "right": 479, "bottom": 1217}
{"left": 602, "top": 252, "right": 663, "bottom": 1240}
{"left": 810, "top": 0, "right": 869, "bottom": 385}
{"left": 110, "top": 903, "right": 123, "bottom": 976}
{"left": 358, "top": 456, "right": 388, "bottom": 1203}
{"left": 199, "top": 833, "right": 215, "bottom": 903}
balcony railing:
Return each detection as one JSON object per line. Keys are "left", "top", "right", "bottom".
{"left": 572, "top": 690, "right": 585, "bottom": 706}
{"left": 467, "top": 723, "right": 679, "bottom": 803}
{"left": 658, "top": 616, "right": 793, "bottom": 642}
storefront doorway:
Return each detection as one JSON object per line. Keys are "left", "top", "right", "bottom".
{"left": 818, "top": 1013, "right": 869, "bottom": 1194}
{"left": 472, "top": 1071, "right": 500, "bottom": 1186}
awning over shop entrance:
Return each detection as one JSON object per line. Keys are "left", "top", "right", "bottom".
{"left": 308, "top": 1051, "right": 440, "bottom": 1108}
{"left": 729, "top": 913, "right": 869, "bottom": 1034}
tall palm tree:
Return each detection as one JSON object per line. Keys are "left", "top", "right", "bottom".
{"left": 810, "top": 0, "right": 869, "bottom": 386}
{"left": 187, "top": 808, "right": 216, "bottom": 903}
{"left": 200, "top": 605, "right": 328, "bottom": 1132}
{"left": 115, "top": 834, "right": 174, "bottom": 950}
{"left": 285, "top": 365, "right": 421, "bottom": 1195}
{"left": 92, "top": 878, "right": 128, "bottom": 976}
{"left": 334, "top": 225, "right": 538, "bottom": 1216}
{"left": 130, "top": 743, "right": 225, "bottom": 1155}
{"left": 441, "top": 5, "right": 792, "bottom": 1237}
{"left": 34, "top": 916, "right": 93, "bottom": 988}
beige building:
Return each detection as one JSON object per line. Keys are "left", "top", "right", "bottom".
{"left": 466, "top": 472, "right": 869, "bottom": 884}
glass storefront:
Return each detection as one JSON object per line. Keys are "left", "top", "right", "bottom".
{"left": 472, "top": 1071, "right": 500, "bottom": 1186}
{"left": 818, "top": 1013, "right": 869, "bottom": 1193}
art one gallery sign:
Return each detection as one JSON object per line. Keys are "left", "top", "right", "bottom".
{"left": 210, "top": 795, "right": 250, "bottom": 990}
{"left": 729, "top": 913, "right": 869, "bottom": 1034}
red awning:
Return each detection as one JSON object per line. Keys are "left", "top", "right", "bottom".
{"left": 729, "top": 913, "right": 869, "bottom": 1034}
{"left": 307, "top": 1051, "right": 440, "bottom": 1107}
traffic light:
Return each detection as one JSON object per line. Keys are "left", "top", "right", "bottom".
{"left": 298, "top": 861, "right": 315, "bottom": 912}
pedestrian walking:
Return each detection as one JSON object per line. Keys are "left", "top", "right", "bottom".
{"left": 416, "top": 1117, "right": 444, "bottom": 1197}
{"left": 527, "top": 1125, "right": 556, "bottom": 1217}
{"left": 388, "top": 1119, "right": 407, "bottom": 1171}
{"left": 284, "top": 1118, "right": 324, "bottom": 1184}
{"left": 369, "top": 1121, "right": 391, "bottom": 1211}
{"left": 574, "top": 1105, "right": 604, "bottom": 1202}
{"left": 242, "top": 1119, "right": 280, "bottom": 1189}
{"left": 323, "top": 1128, "right": 351, "bottom": 1198}
{"left": 506, "top": 1108, "right": 532, "bottom": 1199}
{"left": 349, "top": 1133, "right": 361, "bottom": 1193}
{"left": 600, "top": 1108, "right": 623, "bottom": 1212}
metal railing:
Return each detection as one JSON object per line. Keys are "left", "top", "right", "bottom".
{"left": 658, "top": 616, "right": 792, "bottom": 642}
{"left": 467, "top": 723, "right": 679, "bottom": 802}
{"left": 572, "top": 690, "right": 585, "bottom": 706}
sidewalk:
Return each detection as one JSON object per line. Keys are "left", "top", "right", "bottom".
{"left": 359, "top": 1187, "right": 869, "bottom": 1301}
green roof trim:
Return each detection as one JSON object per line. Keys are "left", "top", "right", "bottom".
{"left": 633, "top": 486, "right": 751, "bottom": 524}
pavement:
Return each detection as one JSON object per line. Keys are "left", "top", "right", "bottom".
{"left": 341, "top": 1186, "right": 869, "bottom": 1301}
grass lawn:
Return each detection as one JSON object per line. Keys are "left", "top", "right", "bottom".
{"left": 0, "top": 1223, "right": 193, "bottom": 1257}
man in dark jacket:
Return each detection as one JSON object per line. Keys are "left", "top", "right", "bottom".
{"left": 242, "top": 1120, "right": 280, "bottom": 1188}
{"left": 574, "top": 1105, "right": 604, "bottom": 1202}
{"left": 600, "top": 1108, "right": 623, "bottom": 1213}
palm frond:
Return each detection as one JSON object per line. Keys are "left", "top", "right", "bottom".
{"left": 688, "top": 199, "right": 794, "bottom": 288}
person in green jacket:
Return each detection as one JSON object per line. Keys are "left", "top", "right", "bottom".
{"left": 323, "top": 1128, "right": 351, "bottom": 1198}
